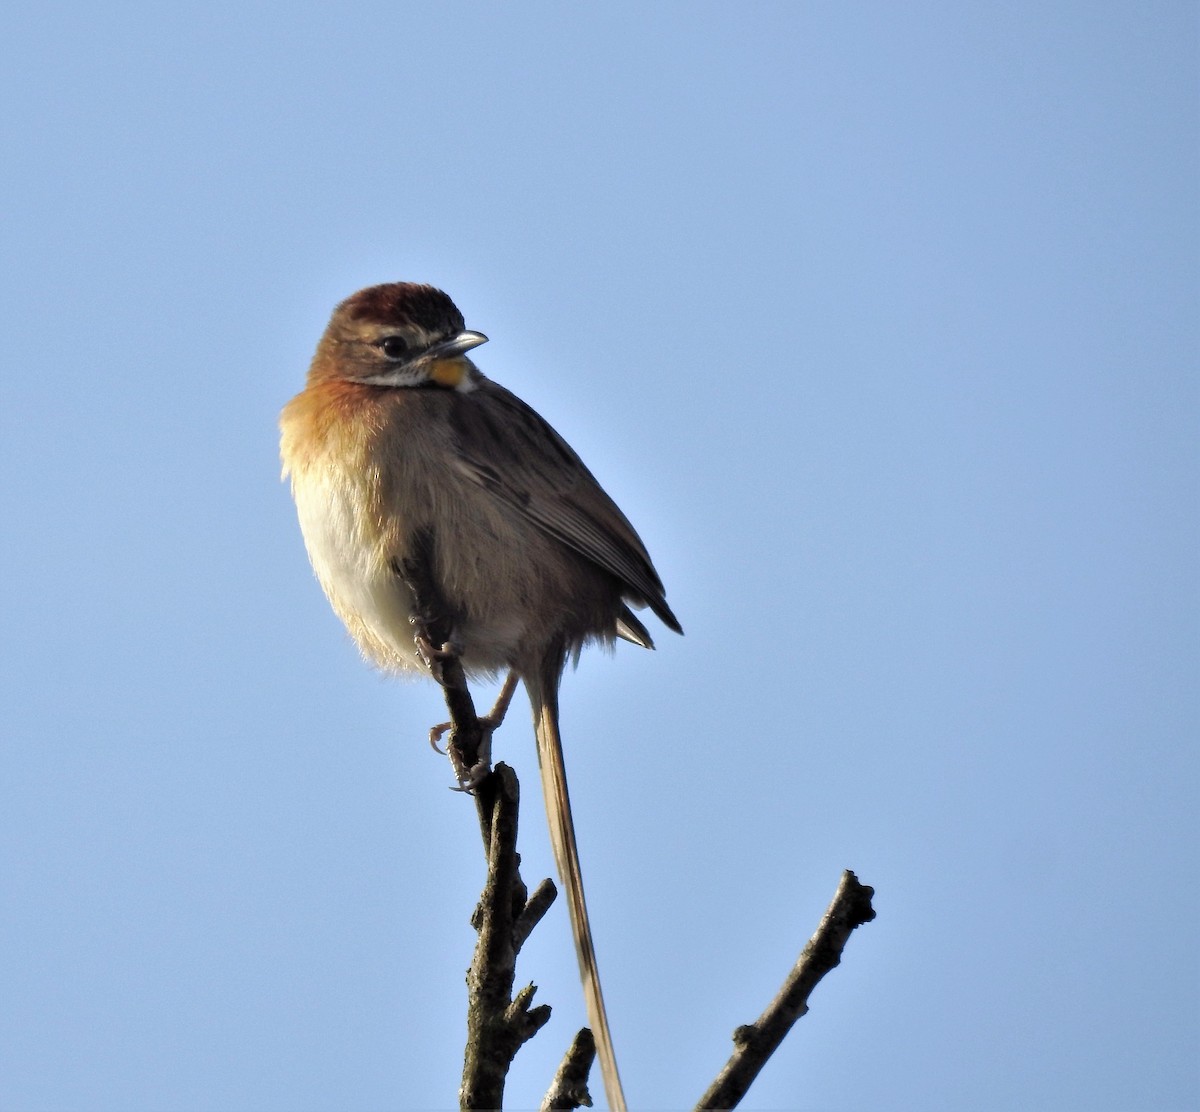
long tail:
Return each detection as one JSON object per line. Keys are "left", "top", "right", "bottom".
{"left": 525, "top": 657, "right": 627, "bottom": 1112}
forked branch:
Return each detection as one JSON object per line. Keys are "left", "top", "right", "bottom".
{"left": 400, "top": 537, "right": 874, "bottom": 1109}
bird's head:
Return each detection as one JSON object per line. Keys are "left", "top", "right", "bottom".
{"left": 310, "top": 282, "right": 488, "bottom": 392}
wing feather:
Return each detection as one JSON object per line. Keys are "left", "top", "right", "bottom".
{"left": 449, "top": 381, "right": 681, "bottom": 634}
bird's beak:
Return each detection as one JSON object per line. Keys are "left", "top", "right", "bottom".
{"left": 425, "top": 330, "right": 489, "bottom": 360}
{"left": 425, "top": 330, "right": 488, "bottom": 388}
{"left": 353, "top": 330, "right": 489, "bottom": 388}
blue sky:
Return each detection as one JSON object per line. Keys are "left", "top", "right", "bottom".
{"left": 2, "top": 3, "right": 1196, "bottom": 1110}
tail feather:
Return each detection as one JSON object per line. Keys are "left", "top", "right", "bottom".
{"left": 526, "top": 661, "right": 627, "bottom": 1112}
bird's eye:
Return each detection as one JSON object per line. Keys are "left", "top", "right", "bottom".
{"left": 379, "top": 336, "right": 409, "bottom": 361}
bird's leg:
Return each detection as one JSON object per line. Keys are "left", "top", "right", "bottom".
{"left": 433, "top": 670, "right": 520, "bottom": 791}
{"left": 410, "top": 625, "right": 485, "bottom": 790}
{"left": 410, "top": 623, "right": 496, "bottom": 791}
{"left": 484, "top": 670, "right": 520, "bottom": 730}
{"left": 429, "top": 670, "right": 519, "bottom": 752}
{"left": 392, "top": 537, "right": 491, "bottom": 790}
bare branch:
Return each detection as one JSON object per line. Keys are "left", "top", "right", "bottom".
{"left": 541, "top": 1028, "right": 597, "bottom": 1111}
{"left": 694, "top": 870, "right": 876, "bottom": 1111}
{"left": 460, "top": 763, "right": 555, "bottom": 1109}
{"left": 398, "top": 549, "right": 592, "bottom": 1109}
{"left": 514, "top": 878, "right": 558, "bottom": 952}
{"left": 400, "top": 532, "right": 873, "bottom": 1109}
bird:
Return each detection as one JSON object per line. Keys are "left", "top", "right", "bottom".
{"left": 279, "top": 282, "right": 681, "bottom": 1111}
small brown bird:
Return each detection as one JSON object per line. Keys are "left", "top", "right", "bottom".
{"left": 280, "top": 282, "right": 681, "bottom": 1110}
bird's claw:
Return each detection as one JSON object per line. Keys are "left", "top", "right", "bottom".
{"left": 428, "top": 721, "right": 451, "bottom": 754}
{"left": 414, "top": 633, "right": 459, "bottom": 673}
{"left": 448, "top": 729, "right": 493, "bottom": 793}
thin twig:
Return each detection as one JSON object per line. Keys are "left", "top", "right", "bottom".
{"left": 694, "top": 869, "right": 876, "bottom": 1110}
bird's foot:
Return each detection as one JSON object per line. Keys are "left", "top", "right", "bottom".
{"left": 438, "top": 671, "right": 521, "bottom": 792}
{"left": 448, "top": 730, "right": 494, "bottom": 793}
{"left": 414, "top": 632, "right": 462, "bottom": 680}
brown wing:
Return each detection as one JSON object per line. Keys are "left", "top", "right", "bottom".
{"left": 448, "top": 379, "right": 682, "bottom": 635}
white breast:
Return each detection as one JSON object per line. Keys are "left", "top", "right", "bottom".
{"left": 290, "top": 468, "right": 422, "bottom": 674}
